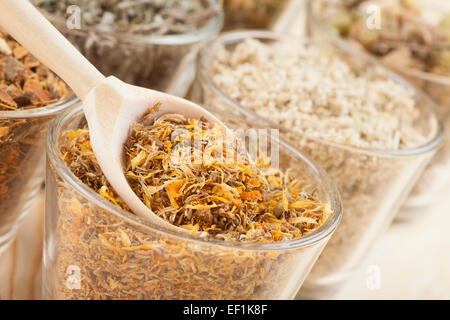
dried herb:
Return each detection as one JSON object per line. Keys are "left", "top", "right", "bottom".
{"left": 0, "top": 31, "right": 69, "bottom": 249}
{"left": 317, "top": 0, "right": 450, "bottom": 76}
{"left": 123, "top": 113, "right": 330, "bottom": 241}
{"left": 62, "top": 112, "right": 330, "bottom": 242}
{"left": 0, "top": 32, "right": 68, "bottom": 110}
{"left": 198, "top": 34, "right": 439, "bottom": 298}
{"left": 33, "top": 0, "right": 221, "bottom": 90}
{"left": 314, "top": 0, "right": 450, "bottom": 209}
{"left": 50, "top": 109, "right": 333, "bottom": 299}
{"left": 35, "top": 0, "right": 218, "bottom": 35}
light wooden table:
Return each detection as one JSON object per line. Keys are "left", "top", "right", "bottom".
{"left": 337, "top": 185, "right": 450, "bottom": 300}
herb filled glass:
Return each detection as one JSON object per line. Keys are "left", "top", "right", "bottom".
{"left": 194, "top": 30, "right": 443, "bottom": 298}
{"left": 44, "top": 103, "right": 342, "bottom": 300}
{"left": 0, "top": 30, "right": 76, "bottom": 253}
{"left": 308, "top": 0, "right": 450, "bottom": 210}
{"left": 33, "top": 0, "right": 223, "bottom": 92}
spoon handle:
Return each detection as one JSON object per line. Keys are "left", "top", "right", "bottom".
{"left": 0, "top": 0, "right": 104, "bottom": 99}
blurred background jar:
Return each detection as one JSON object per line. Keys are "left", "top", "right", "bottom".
{"left": 194, "top": 30, "right": 443, "bottom": 298}
{"left": 0, "top": 98, "right": 77, "bottom": 254}
{"left": 222, "top": 0, "right": 290, "bottom": 30}
{"left": 33, "top": 0, "right": 223, "bottom": 93}
{"left": 308, "top": 0, "right": 450, "bottom": 218}
{"left": 0, "top": 30, "right": 77, "bottom": 254}
{"left": 43, "top": 104, "right": 342, "bottom": 300}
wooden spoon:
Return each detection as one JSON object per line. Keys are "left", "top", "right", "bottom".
{"left": 0, "top": 0, "right": 225, "bottom": 231}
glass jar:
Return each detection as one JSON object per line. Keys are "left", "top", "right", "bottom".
{"left": 308, "top": 0, "right": 450, "bottom": 214}
{"left": 194, "top": 30, "right": 444, "bottom": 298}
{"left": 0, "top": 95, "right": 77, "bottom": 254}
{"left": 394, "top": 71, "right": 450, "bottom": 219}
{"left": 35, "top": 0, "right": 223, "bottom": 93}
{"left": 43, "top": 104, "right": 342, "bottom": 300}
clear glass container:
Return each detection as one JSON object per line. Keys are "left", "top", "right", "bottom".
{"left": 194, "top": 30, "right": 444, "bottom": 298}
{"left": 394, "top": 72, "right": 450, "bottom": 217}
{"left": 308, "top": 0, "right": 450, "bottom": 214}
{"left": 35, "top": 1, "right": 223, "bottom": 92}
{"left": 43, "top": 104, "right": 342, "bottom": 300}
{"left": 0, "top": 95, "right": 77, "bottom": 254}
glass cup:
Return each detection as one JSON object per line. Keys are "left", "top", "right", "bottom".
{"left": 394, "top": 71, "right": 450, "bottom": 220}
{"left": 308, "top": 0, "right": 450, "bottom": 217}
{"left": 43, "top": 104, "right": 342, "bottom": 300}
{"left": 35, "top": 0, "right": 223, "bottom": 92}
{"left": 194, "top": 30, "right": 444, "bottom": 298}
{"left": 0, "top": 95, "right": 77, "bottom": 254}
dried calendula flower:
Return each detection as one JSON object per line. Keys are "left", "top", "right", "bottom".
{"left": 51, "top": 107, "right": 336, "bottom": 299}
{"left": 61, "top": 111, "right": 331, "bottom": 243}
{"left": 122, "top": 113, "right": 330, "bottom": 241}
{"left": 0, "top": 31, "right": 70, "bottom": 250}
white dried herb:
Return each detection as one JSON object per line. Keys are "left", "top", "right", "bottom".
{"left": 203, "top": 37, "right": 438, "bottom": 297}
